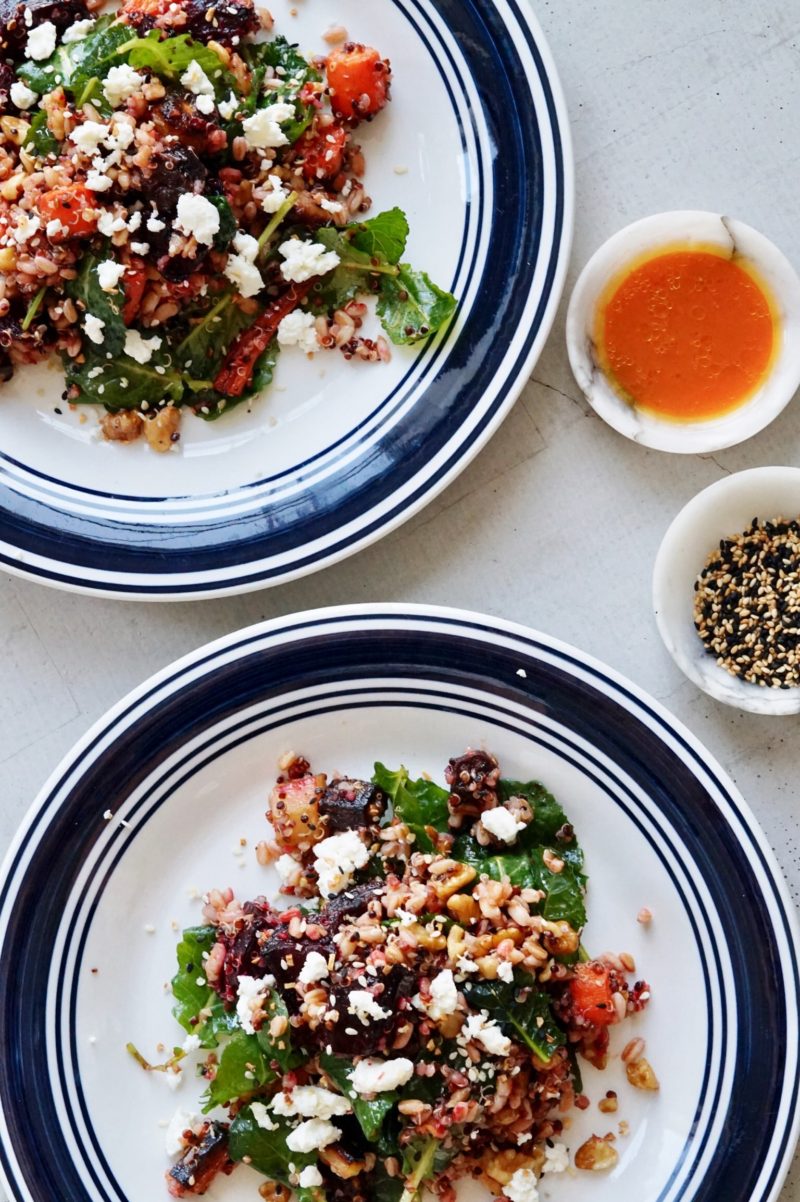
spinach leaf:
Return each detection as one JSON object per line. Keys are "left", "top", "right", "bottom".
{"left": 118, "top": 31, "right": 232, "bottom": 93}
{"left": 202, "top": 1030, "right": 277, "bottom": 1112}
{"left": 242, "top": 36, "right": 321, "bottom": 142}
{"left": 24, "top": 111, "right": 59, "bottom": 157}
{"left": 229, "top": 1107, "right": 317, "bottom": 1182}
{"left": 461, "top": 975, "right": 564, "bottom": 1063}
{"left": 64, "top": 344, "right": 184, "bottom": 410}
{"left": 170, "top": 926, "right": 237, "bottom": 1048}
{"left": 350, "top": 208, "right": 409, "bottom": 266}
{"left": 377, "top": 266, "right": 457, "bottom": 345}
{"left": 207, "top": 195, "right": 237, "bottom": 252}
{"left": 174, "top": 291, "right": 255, "bottom": 381}
{"left": 500, "top": 779, "right": 585, "bottom": 872}
{"left": 65, "top": 253, "right": 126, "bottom": 357}
{"left": 320, "top": 1052, "right": 393, "bottom": 1142}
{"left": 372, "top": 763, "right": 450, "bottom": 853}
{"left": 311, "top": 227, "right": 389, "bottom": 311}
{"left": 450, "top": 835, "right": 538, "bottom": 889}
{"left": 19, "top": 17, "right": 133, "bottom": 103}
{"left": 401, "top": 1136, "right": 456, "bottom": 1201}
{"left": 256, "top": 990, "right": 304, "bottom": 1073}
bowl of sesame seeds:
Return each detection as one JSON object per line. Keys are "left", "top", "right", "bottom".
{"left": 653, "top": 466, "right": 800, "bottom": 714}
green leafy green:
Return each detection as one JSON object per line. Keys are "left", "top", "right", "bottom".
{"left": 500, "top": 779, "right": 584, "bottom": 869}
{"left": 170, "top": 926, "right": 238, "bottom": 1048}
{"left": 66, "top": 253, "right": 126, "bottom": 358}
{"left": 64, "top": 344, "right": 184, "bottom": 410}
{"left": 370, "top": 1163, "right": 405, "bottom": 1202}
{"left": 461, "top": 975, "right": 565, "bottom": 1063}
{"left": 450, "top": 835, "right": 538, "bottom": 889}
{"left": 241, "top": 36, "right": 321, "bottom": 142}
{"left": 229, "top": 1108, "right": 317, "bottom": 1182}
{"left": 256, "top": 990, "right": 304, "bottom": 1073}
{"left": 173, "top": 291, "right": 255, "bottom": 380}
{"left": 350, "top": 208, "right": 409, "bottom": 266}
{"left": 400, "top": 1136, "right": 456, "bottom": 1202}
{"left": 310, "top": 226, "right": 393, "bottom": 311}
{"left": 202, "top": 1031, "right": 277, "bottom": 1111}
{"left": 320, "top": 1052, "right": 393, "bottom": 1142}
{"left": 377, "top": 266, "right": 457, "bottom": 345}
{"left": 208, "top": 195, "right": 237, "bottom": 252}
{"left": 24, "top": 111, "right": 59, "bottom": 157}
{"left": 373, "top": 763, "right": 450, "bottom": 853}
{"left": 118, "top": 31, "right": 232, "bottom": 93}
{"left": 21, "top": 287, "right": 47, "bottom": 333}
{"left": 18, "top": 17, "right": 134, "bottom": 108}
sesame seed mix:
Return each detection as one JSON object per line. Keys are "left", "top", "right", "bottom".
{"left": 130, "top": 749, "right": 655, "bottom": 1200}
{"left": 693, "top": 517, "right": 800, "bottom": 688}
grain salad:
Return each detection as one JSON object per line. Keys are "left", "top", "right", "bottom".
{"left": 130, "top": 749, "right": 655, "bottom": 1201}
{"left": 0, "top": 0, "right": 457, "bottom": 449}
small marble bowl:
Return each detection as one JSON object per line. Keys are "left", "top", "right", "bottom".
{"left": 653, "top": 466, "right": 800, "bottom": 714}
{"left": 566, "top": 211, "right": 800, "bottom": 453}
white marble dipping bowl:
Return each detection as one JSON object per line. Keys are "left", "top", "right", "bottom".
{"left": 566, "top": 211, "right": 800, "bottom": 453}
{"left": 653, "top": 466, "right": 800, "bottom": 714}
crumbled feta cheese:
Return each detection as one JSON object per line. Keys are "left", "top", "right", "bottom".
{"left": 319, "top": 198, "right": 344, "bottom": 215}
{"left": 279, "top": 238, "right": 340, "bottom": 284}
{"left": 12, "top": 213, "right": 40, "bottom": 244}
{"left": 497, "top": 960, "right": 514, "bottom": 984}
{"left": 348, "top": 990, "right": 391, "bottom": 1025}
{"left": 174, "top": 192, "right": 220, "bottom": 246}
{"left": 97, "top": 210, "right": 127, "bottom": 236}
{"left": 298, "top": 951, "right": 330, "bottom": 985}
{"left": 275, "top": 852, "right": 299, "bottom": 883}
{"left": 86, "top": 169, "right": 113, "bottom": 193}
{"left": 455, "top": 954, "right": 479, "bottom": 974}
{"left": 542, "top": 1143, "right": 569, "bottom": 1174}
{"left": 462, "top": 1011, "right": 511, "bottom": 1057}
{"left": 298, "top": 1166, "right": 324, "bottom": 1189}
{"left": 97, "top": 260, "right": 127, "bottom": 292}
{"left": 232, "top": 230, "right": 259, "bottom": 261}
{"left": 124, "top": 330, "right": 162, "bottom": 364}
{"left": 423, "top": 969, "right": 459, "bottom": 1020}
{"left": 250, "top": 1101, "right": 278, "bottom": 1131}
{"left": 26, "top": 21, "right": 57, "bottom": 61}
{"left": 218, "top": 91, "right": 238, "bottom": 121}
{"left": 312, "top": 830, "right": 369, "bottom": 897}
{"left": 504, "top": 1168, "right": 539, "bottom": 1202}
{"left": 277, "top": 309, "right": 318, "bottom": 354}
{"left": 83, "top": 314, "right": 105, "bottom": 345}
{"left": 181, "top": 1033, "right": 201, "bottom": 1053}
{"left": 147, "top": 209, "right": 166, "bottom": 233}
{"left": 164, "top": 1108, "right": 203, "bottom": 1156}
{"left": 104, "top": 121, "right": 135, "bottom": 154}
{"left": 224, "top": 253, "right": 263, "bottom": 299}
{"left": 195, "top": 93, "right": 215, "bottom": 115}
{"left": 261, "top": 174, "right": 289, "bottom": 214}
{"left": 351, "top": 1057, "right": 415, "bottom": 1095}
{"left": 130, "top": 241, "right": 150, "bottom": 255}
{"left": 235, "top": 973, "right": 275, "bottom": 1034}
{"left": 285, "top": 1118, "right": 340, "bottom": 1154}
{"left": 103, "top": 64, "right": 144, "bottom": 108}
{"left": 10, "top": 81, "right": 37, "bottom": 110}
{"left": 180, "top": 59, "right": 215, "bottom": 96}
{"left": 163, "top": 1067, "right": 182, "bottom": 1091}
{"left": 23, "top": 6, "right": 32, "bottom": 25}
{"left": 270, "top": 1085, "right": 351, "bottom": 1120}
{"left": 480, "top": 806, "right": 526, "bottom": 844}
{"left": 46, "top": 218, "right": 64, "bottom": 238}
{"left": 241, "top": 102, "right": 296, "bottom": 150}
{"left": 69, "top": 121, "right": 110, "bottom": 155}
{"left": 62, "top": 18, "right": 95, "bottom": 43}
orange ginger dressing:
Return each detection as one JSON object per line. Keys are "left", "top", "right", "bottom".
{"left": 594, "top": 244, "right": 780, "bottom": 422}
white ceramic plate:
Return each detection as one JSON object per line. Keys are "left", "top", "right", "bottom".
{"left": 0, "top": 606, "right": 797, "bottom": 1202}
{"left": 0, "top": 1, "right": 573, "bottom": 598}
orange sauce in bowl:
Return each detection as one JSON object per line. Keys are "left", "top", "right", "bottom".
{"left": 595, "top": 245, "right": 779, "bottom": 422}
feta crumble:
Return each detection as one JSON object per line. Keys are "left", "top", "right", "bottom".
{"left": 46, "top": 218, "right": 64, "bottom": 238}
{"left": 275, "top": 852, "right": 299, "bottom": 883}
{"left": 504, "top": 1168, "right": 539, "bottom": 1202}
{"left": 298, "top": 950, "right": 330, "bottom": 985}
{"left": 416, "top": 968, "right": 459, "bottom": 1020}
{"left": 62, "top": 18, "right": 96, "bottom": 43}
{"left": 285, "top": 1118, "right": 340, "bottom": 1154}
{"left": 70, "top": 121, "right": 110, "bottom": 155}
{"left": 271, "top": 1085, "right": 351, "bottom": 1120}
{"left": 124, "top": 330, "right": 162, "bottom": 364}
{"left": 97, "top": 211, "right": 127, "bottom": 237}
{"left": 235, "top": 973, "right": 274, "bottom": 1034}
{"left": 10, "top": 81, "right": 37, "bottom": 110}
{"left": 180, "top": 60, "right": 215, "bottom": 96}
{"left": 103, "top": 64, "right": 144, "bottom": 109}
{"left": 497, "top": 959, "right": 515, "bottom": 984}
{"left": 196, "top": 93, "right": 216, "bottom": 115}
{"left": 261, "top": 174, "right": 290, "bottom": 214}
{"left": 175, "top": 193, "right": 220, "bottom": 246}
{"left": 86, "top": 169, "right": 113, "bottom": 193}
{"left": 224, "top": 252, "right": 263, "bottom": 298}
{"left": 242, "top": 103, "right": 295, "bottom": 149}
{"left": 147, "top": 210, "right": 166, "bottom": 233}
{"left": 348, "top": 990, "right": 391, "bottom": 1025}
{"left": 462, "top": 1011, "right": 511, "bottom": 1057}
{"left": 181, "top": 1033, "right": 201, "bottom": 1053}
{"left": 83, "top": 314, "right": 105, "bottom": 345}
{"left": 277, "top": 310, "right": 318, "bottom": 354}
{"left": 350, "top": 1057, "right": 415, "bottom": 1095}
{"left": 218, "top": 92, "right": 239, "bottom": 121}
{"left": 480, "top": 805, "right": 526, "bottom": 844}
{"left": 164, "top": 1108, "right": 203, "bottom": 1157}
{"left": 542, "top": 1143, "right": 570, "bottom": 1174}
{"left": 278, "top": 238, "right": 340, "bottom": 284}
{"left": 97, "top": 260, "right": 127, "bottom": 292}
{"left": 250, "top": 1101, "right": 278, "bottom": 1131}
{"left": 312, "top": 830, "right": 369, "bottom": 897}
{"left": 298, "top": 1166, "right": 324, "bottom": 1189}
{"left": 26, "top": 21, "right": 57, "bottom": 61}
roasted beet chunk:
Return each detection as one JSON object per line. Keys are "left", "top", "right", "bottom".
{"left": 260, "top": 932, "right": 334, "bottom": 1003}
{"left": 319, "top": 882, "right": 383, "bottom": 932}
{"left": 319, "top": 779, "right": 388, "bottom": 833}
{"left": 214, "top": 899, "right": 278, "bottom": 1003}
{"left": 167, "top": 1121, "right": 233, "bottom": 1197}
{"left": 140, "top": 145, "right": 207, "bottom": 235}
{"left": 184, "top": 0, "right": 259, "bottom": 45}
{"left": 0, "top": 0, "right": 89, "bottom": 54}
{"left": 445, "top": 749, "right": 501, "bottom": 829}
{"left": 322, "top": 966, "right": 414, "bottom": 1055}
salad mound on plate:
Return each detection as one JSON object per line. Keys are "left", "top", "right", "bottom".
{"left": 135, "top": 750, "right": 655, "bottom": 1200}
{"left": 0, "top": 0, "right": 456, "bottom": 450}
